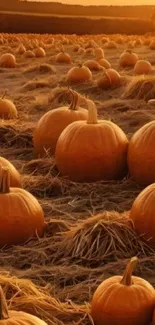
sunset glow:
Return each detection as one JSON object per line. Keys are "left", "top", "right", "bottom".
{"left": 28, "top": 0, "right": 155, "bottom": 4}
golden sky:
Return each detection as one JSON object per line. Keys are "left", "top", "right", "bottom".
{"left": 29, "top": 0, "right": 155, "bottom": 4}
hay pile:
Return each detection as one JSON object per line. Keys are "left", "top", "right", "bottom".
{"left": 1, "top": 32, "right": 155, "bottom": 325}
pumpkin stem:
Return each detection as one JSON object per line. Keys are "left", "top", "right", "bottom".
{"left": 69, "top": 90, "right": 79, "bottom": 110}
{"left": 0, "top": 167, "right": 10, "bottom": 194}
{"left": 87, "top": 100, "right": 98, "bottom": 124}
{"left": 120, "top": 257, "right": 139, "bottom": 286}
{"left": 0, "top": 286, "right": 9, "bottom": 320}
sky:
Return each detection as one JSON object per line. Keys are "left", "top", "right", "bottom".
{"left": 28, "top": 0, "right": 155, "bottom": 4}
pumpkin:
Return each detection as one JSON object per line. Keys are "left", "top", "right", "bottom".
{"left": 91, "top": 257, "right": 155, "bottom": 325}
{"left": 0, "top": 157, "right": 21, "bottom": 187}
{"left": 0, "top": 93, "right": 17, "bottom": 119}
{"left": 35, "top": 47, "right": 46, "bottom": 58}
{"left": 97, "top": 58, "right": 111, "bottom": 69}
{"left": 0, "top": 286, "right": 47, "bottom": 325}
{"left": 24, "top": 50, "right": 36, "bottom": 58}
{"left": 0, "top": 167, "right": 45, "bottom": 247}
{"left": 148, "top": 99, "right": 155, "bottom": 106}
{"left": 66, "top": 64, "right": 92, "bottom": 83}
{"left": 55, "top": 100, "right": 128, "bottom": 182}
{"left": 119, "top": 50, "right": 138, "bottom": 67}
{"left": 16, "top": 44, "right": 26, "bottom": 54}
{"left": 102, "top": 37, "right": 109, "bottom": 44}
{"left": 33, "top": 89, "right": 88, "bottom": 156}
{"left": 130, "top": 184, "right": 155, "bottom": 246}
{"left": 83, "top": 60, "right": 102, "bottom": 71}
{"left": 94, "top": 48, "right": 104, "bottom": 60}
{"left": 97, "top": 69, "right": 121, "bottom": 89}
{"left": 127, "top": 121, "right": 155, "bottom": 185}
{"left": 55, "top": 51, "right": 71, "bottom": 64}
{"left": 104, "top": 40, "right": 118, "bottom": 49}
{"left": 0, "top": 54, "right": 16, "bottom": 68}
{"left": 134, "top": 60, "right": 152, "bottom": 75}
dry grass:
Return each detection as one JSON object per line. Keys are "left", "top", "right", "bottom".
{"left": 0, "top": 32, "right": 155, "bottom": 325}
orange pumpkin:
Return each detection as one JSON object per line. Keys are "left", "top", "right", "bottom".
{"left": 0, "top": 167, "right": 45, "bottom": 247}
{"left": 24, "top": 50, "right": 35, "bottom": 58}
{"left": 33, "top": 90, "right": 88, "bottom": 156}
{"left": 55, "top": 100, "right": 128, "bottom": 182}
{"left": 119, "top": 50, "right": 138, "bottom": 67}
{"left": 0, "top": 93, "right": 17, "bottom": 119}
{"left": 91, "top": 257, "right": 155, "bottom": 325}
{"left": 0, "top": 286, "right": 47, "bottom": 325}
{"left": 0, "top": 157, "right": 21, "bottom": 187}
{"left": 83, "top": 60, "right": 102, "bottom": 71}
{"left": 0, "top": 54, "right": 16, "bottom": 68}
{"left": 55, "top": 51, "right": 71, "bottom": 64}
{"left": 35, "top": 47, "right": 46, "bottom": 58}
{"left": 97, "top": 69, "right": 121, "bottom": 89}
{"left": 130, "top": 183, "right": 155, "bottom": 246}
{"left": 16, "top": 44, "right": 26, "bottom": 54}
{"left": 134, "top": 60, "right": 152, "bottom": 75}
{"left": 127, "top": 121, "right": 155, "bottom": 185}
{"left": 66, "top": 64, "right": 92, "bottom": 83}
{"left": 97, "top": 58, "right": 111, "bottom": 69}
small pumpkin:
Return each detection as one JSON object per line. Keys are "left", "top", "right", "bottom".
{"left": 0, "top": 286, "right": 47, "bottom": 325}
{"left": 0, "top": 167, "right": 45, "bottom": 247}
{"left": 55, "top": 50, "right": 71, "bottom": 64}
{"left": 66, "top": 64, "right": 92, "bottom": 83}
{"left": 119, "top": 50, "right": 138, "bottom": 67}
{"left": 134, "top": 60, "right": 152, "bottom": 75}
{"left": 94, "top": 47, "right": 104, "bottom": 60}
{"left": 83, "top": 60, "right": 102, "bottom": 71}
{"left": 97, "top": 58, "right": 111, "bottom": 69}
{"left": 97, "top": 68, "right": 121, "bottom": 89}
{"left": 130, "top": 183, "right": 155, "bottom": 247}
{"left": 91, "top": 257, "right": 155, "bottom": 325}
{"left": 0, "top": 54, "right": 16, "bottom": 68}
{"left": 0, "top": 92, "right": 17, "bottom": 119}
{"left": 35, "top": 47, "right": 46, "bottom": 58}
{"left": 127, "top": 121, "right": 155, "bottom": 185}
{"left": 33, "top": 89, "right": 88, "bottom": 156}
{"left": 55, "top": 100, "right": 128, "bottom": 182}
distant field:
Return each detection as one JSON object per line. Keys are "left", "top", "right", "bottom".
{"left": 0, "top": 10, "right": 154, "bottom": 34}
{"left": 0, "top": 10, "right": 146, "bottom": 20}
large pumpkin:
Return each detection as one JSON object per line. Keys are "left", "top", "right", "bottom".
{"left": 55, "top": 100, "right": 128, "bottom": 182}
{"left": 0, "top": 286, "right": 47, "bottom": 325}
{"left": 0, "top": 167, "right": 45, "bottom": 247}
{"left": 130, "top": 183, "right": 155, "bottom": 246}
{"left": 91, "top": 257, "right": 155, "bottom": 325}
{"left": 127, "top": 121, "right": 155, "bottom": 185}
{"left": 119, "top": 50, "right": 138, "bottom": 67}
{"left": 33, "top": 90, "right": 88, "bottom": 156}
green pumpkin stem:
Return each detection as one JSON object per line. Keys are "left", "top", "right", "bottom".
{"left": 0, "top": 167, "right": 10, "bottom": 194}
{"left": 120, "top": 257, "right": 138, "bottom": 286}
{"left": 87, "top": 100, "right": 98, "bottom": 124}
{"left": 69, "top": 90, "right": 79, "bottom": 110}
{"left": 0, "top": 286, "right": 9, "bottom": 320}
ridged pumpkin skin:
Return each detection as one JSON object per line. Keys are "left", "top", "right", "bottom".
{"left": 128, "top": 121, "right": 155, "bottom": 185}
{"left": 67, "top": 65, "right": 92, "bottom": 83}
{"left": 0, "top": 157, "right": 21, "bottom": 188}
{"left": 55, "top": 101, "right": 128, "bottom": 182}
{"left": 119, "top": 50, "right": 138, "bottom": 67}
{"left": 0, "top": 168, "right": 45, "bottom": 247}
{"left": 130, "top": 183, "right": 155, "bottom": 246}
{"left": 33, "top": 90, "right": 88, "bottom": 156}
{"left": 91, "top": 257, "right": 155, "bottom": 325}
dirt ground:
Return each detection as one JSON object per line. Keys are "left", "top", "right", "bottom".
{"left": 0, "top": 33, "right": 155, "bottom": 325}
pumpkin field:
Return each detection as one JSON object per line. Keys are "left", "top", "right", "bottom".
{"left": 1, "top": 32, "right": 155, "bottom": 325}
